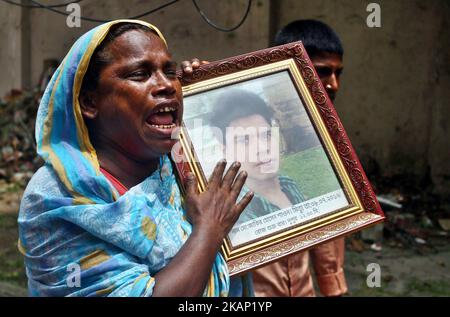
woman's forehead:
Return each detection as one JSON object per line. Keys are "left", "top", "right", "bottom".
{"left": 105, "top": 29, "right": 169, "bottom": 62}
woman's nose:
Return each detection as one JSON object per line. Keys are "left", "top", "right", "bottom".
{"left": 152, "top": 71, "right": 176, "bottom": 96}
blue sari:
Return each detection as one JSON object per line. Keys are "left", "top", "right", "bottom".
{"left": 18, "top": 19, "right": 229, "bottom": 297}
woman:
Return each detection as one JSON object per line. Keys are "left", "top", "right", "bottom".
{"left": 18, "top": 20, "right": 253, "bottom": 297}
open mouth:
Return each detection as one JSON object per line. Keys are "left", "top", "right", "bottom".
{"left": 146, "top": 104, "right": 179, "bottom": 130}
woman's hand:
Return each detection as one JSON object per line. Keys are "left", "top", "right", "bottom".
{"left": 152, "top": 159, "right": 252, "bottom": 296}
{"left": 180, "top": 58, "right": 209, "bottom": 76}
{"left": 184, "top": 160, "right": 254, "bottom": 245}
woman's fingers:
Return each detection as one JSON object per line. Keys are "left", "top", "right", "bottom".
{"left": 221, "top": 161, "right": 241, "bottom": 189}
{"left": 229, "top": 170, "right": 248, "bottom": 200}
{"left": 234, "top": 191, "right": 254, "bottom": 215}
{"left": 208, "top": 159, "right": 227, "bottom": 190}
{"left": 185, "top": 172, "right": 199, "bottom": 198}
{"left": 180, "top": 58, "right": 203, "bottom": 75}
{"left": 180, "top": 60, "right": 193, "bottom": 74}
{"left": 191, "top": 58, "right": 200, "bottom": 68}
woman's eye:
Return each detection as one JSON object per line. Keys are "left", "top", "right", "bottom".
{"left": 165, "top": 68, "right": 177, "bottom": 77}
{"left": 128, "top": 71, "right": 149, "bottom": 80}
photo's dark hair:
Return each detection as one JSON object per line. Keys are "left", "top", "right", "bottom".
{"left": 81, "top": 23, "right": 155, "bottom": 94}
{"left": 209, "top": 89, "right": 274, "bottom": 135}
{"left": 274, "top": 19, "right": 344, "bottom": 58}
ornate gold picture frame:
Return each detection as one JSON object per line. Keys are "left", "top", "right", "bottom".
{"left": 173, "top": 41, "right": 384, "bottom": 276}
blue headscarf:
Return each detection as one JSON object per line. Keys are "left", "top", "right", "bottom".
{"left": 18, "top": 20, "right": 229, "bottom": 297}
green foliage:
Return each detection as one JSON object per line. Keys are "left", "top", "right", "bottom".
{"left": 280, "top": 146, "right": 342, "bottom": 199}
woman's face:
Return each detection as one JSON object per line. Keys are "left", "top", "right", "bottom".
{"left": 84, "top": 29, "right": 183, "bottom": 161}
{"left": 225, "top": 114, "right": 280, "bottom": 181}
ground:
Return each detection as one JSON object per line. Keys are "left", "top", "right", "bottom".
{"left": 1, "top": 183, "right": 449, "bottom": 297}
{"left": 344, "top": 238, "right": 450, "bottom": 296}
{"left": 0, "top": 187, "right": 27, "bottom": 296}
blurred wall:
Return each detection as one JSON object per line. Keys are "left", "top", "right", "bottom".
{"left": 0, "top": 2, "right": 23, "bottom": 94}
{"left": 25, "top": 0, "right": 270, "bottom": 88}
{"left": 0, "top": 0, "right": 449, "bottom": 195}
{"left": 275, "top": 0, "right": 450, "bottom": 195}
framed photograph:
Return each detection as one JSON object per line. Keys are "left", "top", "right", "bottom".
{"left": 172, "top": 41, "right": 385, "bottom": 276}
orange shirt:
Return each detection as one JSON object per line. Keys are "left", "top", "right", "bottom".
{"left": 252, "top": 238, "right": 347, "bottom": 297}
